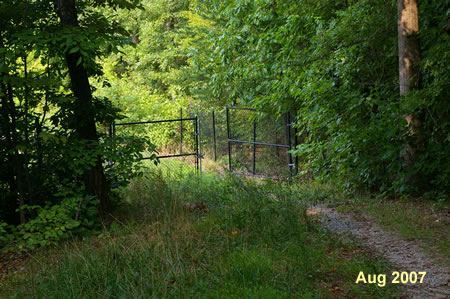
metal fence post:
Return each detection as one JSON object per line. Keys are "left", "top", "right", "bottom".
{"left": 194, "top": 116, "right": 199, "bottom": 173}
{"left": 180, "top": 108, "right": 183, "bottom": 154}
{"left": 287, "top": 113, "right": 293, "bottom": 180}
{"left": 212, "top": 109, "right": 217, "bottom": 162}
{"left": 226, "top": 107, "right": 232, "bottom": 172}
{"left": 198, "top": 116, "right": 202, "bottom": 175}
{"left": 108, "top": 123, "right": 113, "bottom": 167}
{"left": 294, "top": 124, "right": 298, "bottom": 175}
{"left": 252, "top": 120, "right": 256, "bottom": 175}
{"left": 225, "top": 106, "right": 293, "bottom": 180}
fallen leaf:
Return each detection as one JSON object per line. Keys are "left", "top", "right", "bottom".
{"left": 306, "top": 209, "right": 320, "bottom": 216}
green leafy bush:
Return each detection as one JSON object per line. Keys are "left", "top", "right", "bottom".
{"left": 1, "top": 195, "right": 97, "bottom": 252}
{"left": 205, "top": 0, "right": 449, "bottom": 197}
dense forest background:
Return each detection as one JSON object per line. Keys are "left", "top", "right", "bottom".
{"left": 0, "top": 0, "right": 448, "bottom": 250}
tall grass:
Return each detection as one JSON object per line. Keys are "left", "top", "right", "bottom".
{"left": 1, "top": 168, "right": 398, "bottom": 298}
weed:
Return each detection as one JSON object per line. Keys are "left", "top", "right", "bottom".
{"left": 1, "top": 168, "right": 399, "bottom": 298}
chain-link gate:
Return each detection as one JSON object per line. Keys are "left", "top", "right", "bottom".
{"left": 110, "top": 114, "right": 201, "bottom": 173}
{"left": 109, "top": 107, "right": 297, "bottom": 180}
{"left": 225, "top": 106, "right": 298, "bottom": 179}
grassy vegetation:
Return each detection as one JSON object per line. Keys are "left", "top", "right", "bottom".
{"left": 319, "top": 192, "right": 450, "bottom": 265}
{"left": 1, "top": 166, "right": 399, "bottom": 298}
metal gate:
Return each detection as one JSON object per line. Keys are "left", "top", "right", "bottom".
{"left": 110, "top": 114, "right": 201, "bottom": 173}
{"left": 108, "top": 107, "right": 297, "bottom": 179}
{"left": 225, "top": 106, "right": 298, "bottom": 179}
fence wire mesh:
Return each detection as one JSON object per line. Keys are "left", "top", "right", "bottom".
{"left": 195, "top": 109, "right": 228, "bottom": 164}
{"left": 113, "top": 115, "right": 199, "bottom": 176}
{"left": 112, "top": 107, "right": 295, "bottom": 180}
{"left": 141, "top": 156, "right": 198, "bottom": 178}
{"left": 225, "top": 107, "right": 294, "bottom": 179}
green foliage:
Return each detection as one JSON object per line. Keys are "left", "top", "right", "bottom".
{"left": 12, "top": 203, "right": 82, "bottom": 251}
{"left": 0, "top": 133, "right": 153, "bottom": 250}
{"left": 0, "top": 0, "right": 158, "bottom": 251}
{"left": 221, "top": 184, "right": 305, "bottom": 244}
{"left": 0, "top": 222, "right": 15, "bottom": 246}
{"left": 94, "top": 0, "right": 215, "bottom": 149}
{"left": 1, "top": 170, "right": 399, "bottom": 298}
{"left": 407, "top": 0, "right": 450, "bottom": 196}
{"left": 103, "top": 135, "right": 157, "bottom": 191}
{"left": 205, "top": 0, "right": 449, "bottom": 196}
{"left": 1, "top": 0, "right": 448, "bottom": 255}
{"left": 1, "top": 195, "right": 96, "bottom": 252}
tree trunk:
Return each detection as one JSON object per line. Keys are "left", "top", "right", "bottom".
{"left": 0, "top": 32, "right": 26, "bottom": 224}
{"left": 397, "top": 0, "right": 422, "bottom": 166}
{"left": 55, "top": 0, "right": 111, "bottom": 215}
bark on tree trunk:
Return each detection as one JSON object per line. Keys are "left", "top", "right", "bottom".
{"left": 397, "top": 0, "right": 422, "bottom": 166}
{"left": 55, "top": 0, "right": 111, "bottom": 215}
{"left": 7, "top": 84, "right": 27, "bottom": 224}
{"left": 0, "top": 33, "right": 26, "bottom": 224}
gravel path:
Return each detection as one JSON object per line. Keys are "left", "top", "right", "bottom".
{"left": 309, "top": 204, "right": 449, "bottom": 299}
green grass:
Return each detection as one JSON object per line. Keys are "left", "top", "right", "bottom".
{"left": 306, "top": 185, "right": 450, "bottom": 266}
{"left": 357, "top": 198, "right": 449, "bottom": 265}
{"left": 1, "top": 169, "right": 399, "bottom": 298}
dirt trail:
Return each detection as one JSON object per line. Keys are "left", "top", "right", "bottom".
{"left": 309, "top": 204, "right": 449, "bottom": 299}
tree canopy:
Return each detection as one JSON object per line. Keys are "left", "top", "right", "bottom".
{"left": 0, "top": 0, "right": 448, "bottom": 251}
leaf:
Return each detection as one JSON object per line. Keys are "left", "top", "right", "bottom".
{"left": 69, "top": 47, "right": 80, "bottom": 54}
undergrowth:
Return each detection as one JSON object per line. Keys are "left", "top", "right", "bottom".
{"left": 0, "top": 167, "right": 398, "bottom": 298}
{"left": 332, "top": 194, "right": 450, "bottom": 265}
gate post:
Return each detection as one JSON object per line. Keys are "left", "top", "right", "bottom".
{"left": 294, "top": 124, "right": 298, "bottom": 176}
{"left": 287, "top": 113, "right": 293, "bottom": 180}
{"left": 198, "top": 116, "right": 202, "bottom": 175}
{"left": 212, "top": 110, "right": 217, "bottom": 162}
{"left": 108, "top": 123, "right": 113, "bottom": 167}
{"left": 180, "top": 108, "right": 183, "bottom": 154}
{"left": 226, "top": 107, "right": 232, "bottom": 172}
{"left": 108, "top": 123, "right": 112, "bottom": 138}
{"left": 252, "top": 120, "right": 256, "bottom": 175}
{"left": 194, "top": 116, "right": 199, "bottom": 174}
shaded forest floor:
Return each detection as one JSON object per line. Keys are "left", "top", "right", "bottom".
{"left": 0, "top": 165, "right": 448, "bottom": 298}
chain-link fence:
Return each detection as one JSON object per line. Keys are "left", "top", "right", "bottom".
{"left": 224, "top": 107, "right": 296, "bottom": 179}
{"left": 194, "top": 108, "right": 228, "bottom": 170}
{"left": 112, "top": 107, "right": 296, "bottom": 180}
{"left": 112, "top": 114, "right": 200, "bottom": 175}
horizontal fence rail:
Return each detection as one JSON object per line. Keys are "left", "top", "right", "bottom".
{"left": 109, "top": 107, "right": 297, "bottom": 179}
{"left": 226, "top": 106, "right": 258, "bottom": 112}
{"left": 114, "top": 117, "right": 197, "bottom": 126}
{"left": 228, "top": 139, "right": 290, "bottom": 148}
{"left": 226, "top": 106, "right": 297, "bottom": 180}
{"left": 110, "top": 114, "right": 201, "bottom": 173}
